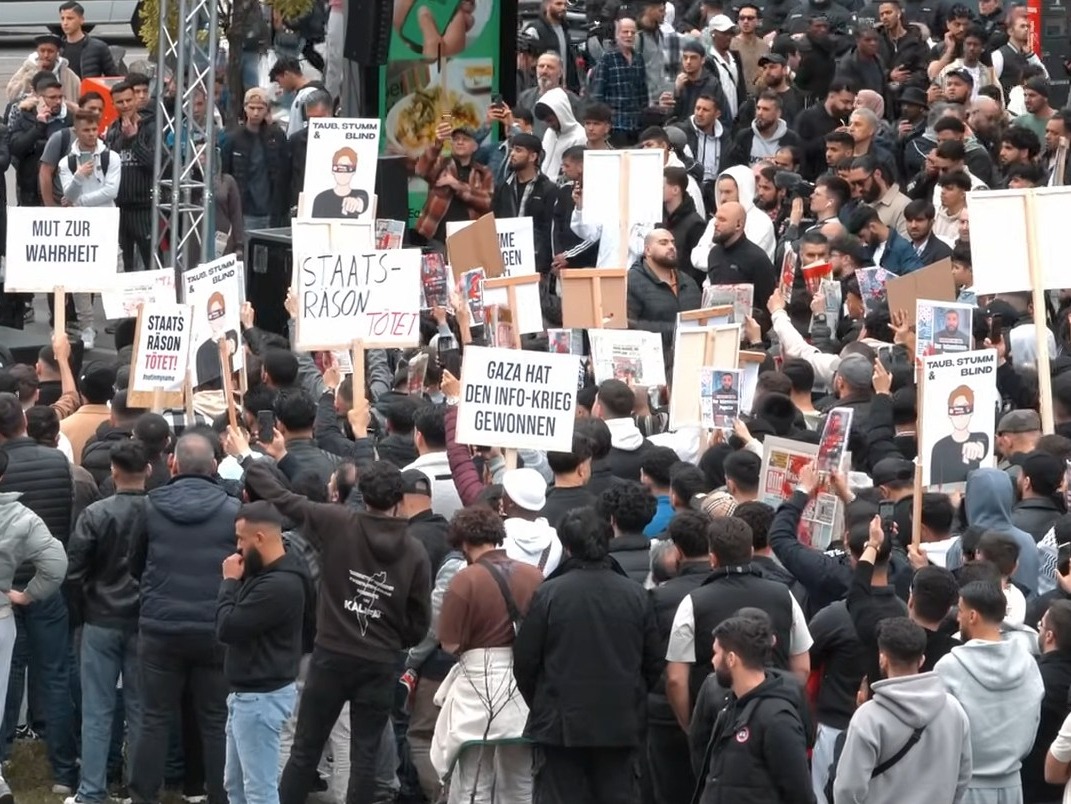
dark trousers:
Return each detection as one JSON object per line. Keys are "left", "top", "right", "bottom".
{"left": 279, "top": 647, "right": 395, "bottom": 804}
{"left": 647, "top": 723, "right": 696, "bottom": 804}
{"left": 533, "top": 744, "right": 640, "bottom": 804}
{"left": 129, "top": 633, "right": 227, "bottom": 804}
{"left": 119, "top": 205, "right": 153, "bottom": 272}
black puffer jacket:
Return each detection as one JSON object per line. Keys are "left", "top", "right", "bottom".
{"left": 608, "top": 533, "right": 651, "bottom": 585}
{"left": 626, "top": 260, "right": 702, "bottom": 350}
{"left": 64, "top": 36, "right": 118, "bottom": 78}
{"left": 81, "top": 424, "right": 134, "bottom": 487}
{"left": 66, "top": 490, "right": 145, "bottom": 627}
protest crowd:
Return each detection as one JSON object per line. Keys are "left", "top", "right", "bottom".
{"left": 8, "top": 0, "right": 1071, "bottom": 803}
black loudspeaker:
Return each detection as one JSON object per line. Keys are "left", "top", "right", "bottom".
{"left": 344, "top": 0, "right": 393, "bottom": 66}
{"left": 375, "top": 155, "right": 412, "bottom": 224}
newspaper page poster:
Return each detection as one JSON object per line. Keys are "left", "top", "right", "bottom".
{"left": 303, "top": 118, "right": 381, "bottom": 220}
{"left": 857, "top": 266, "right": 889, "bottom": 316}
{"left": 420, "top": 253, "right": 450, "bottom": 309}
{"left": 701, "top": 284, "right": 753, "bottom": 323}
{"left": 810, "top": 278, "right": 842, "bottom": 337}
{"left": 548, "top": 329, "right": 584, "bottom": 355}
{"left": 921, "top": 349, "right": 998, "bottom": 489}
{"left": 460, "top": 268, "right": 486, "bottom": 326}
{"left": 700, "top": 368, "right": 742, "bottom": 429}
{"left": 102, "top": 269, "right": 176, "bottom": 319}
{"left": 916, "top": 299, "right": 974, "bottom": 359}
{"left": 183, "top": 254, "right": 245, "bottom": 386}
{"left": 589, "top": 329, "right": 667, "bottom": 388}
{"left": 759, "top": 436, "right": 847, "bottom": 549}
{"left": 816, "top": 407, "right": 853, "bottom": 474}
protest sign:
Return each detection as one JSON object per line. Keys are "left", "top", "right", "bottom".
{"left": 447, "top": 216, "right": 536, "bottom": 275}
{"left": 375, "top": 219, "right": 405, "bottom": 249}
{"left": 816, "top": 407, "right": 853, "bottom": 474}
{"left": 701, "top": 284, "right": 753, "bottom": 323}
{"left": 916, "top": 300, "right": 974, "bottom": 358}
{"left": 560, "top": 269, "right": 627, "bottom": 329}
{"left": 700, "top": 368, "right": 742, "bottom": 430}
{"left": 589, "top": 329, "right": 666, "bottom": 388}
{"left": 885, "top": 258, "right": 955, "bottom": 326}
{"left": 739, "top": 351, "right": 764, "bottom": 414}
{"left": 456, "top": 345, "right": 580, "bottom": 452}
{"left": 548, "top": 329, "right": 584, "bottom": 355}
{"left": 759, "top": 436, "right": 847, "bottom": 549}
{"left": 670, "top": 325, "right": 741, "bottom": 429}
{"left": 460, "top": 268, "right": 486, "bottom": 327}
{"left": 810, "top": 279, "right": 841, "bottom": 337}
{"left": 679, "top": 306, "right": 734, "bottom": 329}
{"left": 920, "top": 349, "right": 998, "bottom": 489}
{"left": 5, "top": 206, "right": 120, "bottom": 292}
{"left": 303, "top": 118, "right": 381, "bottom": 220}
{"left": 801, "top": 261, "right": 833, "bottom": 294}
{"left": 183, "top": 254, "right": 245, "bottom": 387}
{"left": 856, "top": 267, "right": 889, "bottom": 316}
{"left": 779, "top": 243, "right": 796, "bottom": 300}
{"left": 294, "top": 245, "right": 422, "bottom": 350}
{"left": 446, "top": 213, "right": 505, "bottom": 279}
{"left": 581, "top": 149, "right": 663, "bottom": 228}
{"left": 128, "top": 303, "right": 194, "bottom": 409}
{"left": 485, "top": 273, "right": 543, "bottom": 334}
{"left": 102, "top": 269, "right": 177, "bottom": 319}
{"left": 420, "top": 253, "right": 450, "bottom": 309}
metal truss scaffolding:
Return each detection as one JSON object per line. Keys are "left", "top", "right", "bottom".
{"left": 150, "top": 0, "right": 219, "bottom": 282}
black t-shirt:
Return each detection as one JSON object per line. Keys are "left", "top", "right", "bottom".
{"left": 311, "top": 188, "right": 369, "bottom": 219}
{"left": 63, "top": 38, "right": 87, "bottom": 78}
{"left": 929, "top": 432, "right": 990, "bottom": 486}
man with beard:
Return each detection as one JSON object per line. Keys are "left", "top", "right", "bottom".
{"left": 664, "top": 167, "right": 707, "bottom": 287}
{"left": 754, "top": 165, "right": 785, "bottom": 229}
{"left": 518, "top": 52, "right": 580, "bottom": 141}
{"left": 847, "top": 204, "right": 923, "bottom": 274}
{"left": 796, "top": 80, "right": 856, "bottom": 179}
{"left": 626, "top": 228, "right": 702, "bottom": 348}
{"left": 706, "top": 202, "right": 777, "bottom": 308}
{"left": 846, "top": 155, "right": 910, "bottom": 237}
{"left": 725, "top": 91, "right": 801, "bottom": 168}
{"left": 520, "top": 0, "right": 581, "bottom": 93}
{"left": 998, "top": 125, "right": 1041, "bottom": 185}
{"left": 1014, "top": 76, "right": 1056, "bottom": 143}
{"left": 491, "top": 133, "right": 555, "bottom": 273}
{"left": 216, "top": 502, "right": 310, "bottom": 804}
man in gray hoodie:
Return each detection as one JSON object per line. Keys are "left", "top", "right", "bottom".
{"left": 833, "top": 617, "right": 972, "bottom": 804}
{"left": 0, "top": 449, "right": 68, "bottom": 802}
{"left": 936, "top": 580, "right": 1044, "bottom": 804}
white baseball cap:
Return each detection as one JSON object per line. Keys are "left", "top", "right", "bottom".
{"left": 708, "top": 14, "right": 736, "bottom": 32}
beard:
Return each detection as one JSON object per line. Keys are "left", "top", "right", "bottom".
{"left": 653, "top": 252, "right": 679, "bottom": 269}
{"left": 712, "top": 229, "right": 734, "bottom": 245}
{"left": 714, "top": 661, "right": 733, "bottom": 689}
{"left": 863, "top": 183, "right": 882, "bottom": 203}
{"left": 755, "top": 195, "right": 778, "bottom": 212}
{"left": 242, "top": 546, "right": 265, "bottom": 578}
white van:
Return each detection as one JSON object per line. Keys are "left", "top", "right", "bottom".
{"left": 2, "top": 0, "right": 139, "bottom": 34}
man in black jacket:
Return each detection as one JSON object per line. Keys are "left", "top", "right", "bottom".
{"left": 66, "top": 439, "right": 147, "bottom": 804}
{"left": 272, "top": 388, "right": 342, "bottom": 486}
{"left": 104, "top": 81, "right": 155, "bottom": 271}
{"left": 58, "top": 1, "right": 118, "bottom": 78}
{"left": 598, "top": 480, "right": 656, "bottom": 583}
{"left": 81, "top": 391, "right": 144, "bottom": 487}
{"left": 1022, "top": 599, "right": 1071, "bottom": 804}
{"left": 520, "top": 0, "right": 581, "bottom": 93}
{"left": 7, "top": 75, "right": 71, "bottom": 207}
{"left": 220, "top": 88, "right": 291, "bottom": 230}
{"left": 217, "top": 501, "right": 309, "bottom": 804}
{"left": 128, "top": 433, "right": 241, "bottom": 804}
{"left": 400, "top": 470, "right": 450, "bottom": 575}
{"left": 514, "top": 507, "right": 662, "bottom": 803}
{"left": 706, "top": 202, "right": 777, "bottom": 309}
{"left": 627, "top": 228, "right": 702, "bottom": 350}
{"left": 491, "top": 133, "right": 555, "bottom": 274}
{"left": 665, "top": 166, "right": 707, "bottom": 287}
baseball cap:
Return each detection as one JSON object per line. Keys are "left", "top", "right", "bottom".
{"left": 835, "top": 353, "right": 873, "bottom": 389}
{"left": 997, "top": 409, "right": 1042, "bottom": 434}
{"left": 510, "top": 132, "right": 543, "bottom": 154}
{"left": 682, "top": 38, "right": 706, "bottom": 57}
{"left": 502, "top": 468, "right": 547, "bottom": 512}
{"left": 244, "top": 87, "right": 269, "bottom": 105}
{"left": 451, "top": 126, "right": 478, "bottom": 140}
{"left": 758, "top": 53, "right": 787, "bottom": 67}
{"left": 708, "top": 13, "right": 736, "bottom": 32}
{"left": 945, "top": 68, "right": 974, "bottom": 86}
{"left": 871, "top": 457, "right": 915, "bottom": 487}
{"left": 400, "top": 469, "right": 432, "bottom": 496}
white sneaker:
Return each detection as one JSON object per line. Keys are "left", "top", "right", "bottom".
{"left": 80, "top": 328, "right": 96, "bottom": 350}
{"left": 52, "top": 784, "right": 73, "bottom": 795}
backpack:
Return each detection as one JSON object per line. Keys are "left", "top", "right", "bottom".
{"left": 67, "top": 148, "right": 111, "bottom": 177}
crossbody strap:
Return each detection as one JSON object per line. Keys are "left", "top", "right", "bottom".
{"left": 478, "top": 559, "right": 522, "bottom": 631}
{"left": 872, "top": 727, "right": 925, "bottom": 777}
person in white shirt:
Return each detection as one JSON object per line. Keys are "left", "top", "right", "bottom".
{"left": 269, "top": 56, "right": 321, "bottom": 137}
{"left": 57, "top": 109, "right": 120, "bottom": 349}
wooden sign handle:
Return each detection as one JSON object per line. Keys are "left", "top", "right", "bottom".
{"left": 351, "top": 339, "right": 365, "bottom": 411}
{"left": 54, "top": 286, "right": 66, "bottom": 342}
{"left": 184, "top": 369, "right": 195, "bottom": 422}
{"left": 506, "top": 285, "right": 521, "bottom": 350}
{"left": 151, "top": 386, "right": 164, "bottom": 414}
{"left": 911, "top": 362, "right": 925, "bottom": 550}
{"left": 504, "top": 448, "right": 518, "bottom": 471}
{"left": 219, "top": 338, "right": 239, "bottom": 431}
{"left": 617, "top": 152, "right": 631, "bottom": 269}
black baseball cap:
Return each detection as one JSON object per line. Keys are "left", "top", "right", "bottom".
{"left": 401, "top": 470, "right": 432, "bottom": 496}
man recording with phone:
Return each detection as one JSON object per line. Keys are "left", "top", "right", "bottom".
{"left": 8, "top": 74, "right": 71, "bottom": 208}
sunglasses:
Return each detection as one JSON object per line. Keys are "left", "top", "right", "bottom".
{"left": 738, "top": 14, "right": 757, "bottom": 20}
{"left": 208, "top": 308, "right": 225, "bottom": 321}
{"left": 948, "top": 405, "right": 973, "bottom": 416}
{"left": 332, "top": 164, "right": 356, "bottom": 173}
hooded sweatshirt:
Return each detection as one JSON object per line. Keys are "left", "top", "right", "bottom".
{"left": 964, "top": 469, "right": 1041, "bottom": 597}
{"left": 0, "top": 492, "right": 67, "bottom": 613}
{"left": 5, "top": 53, "right": 81, "bottom": 104}
{"left": 504, "top": 517, "right": 563, "bottom": 577}
{"left": 935, "top": 638, "right": 1043, "bottom": 789}
{"left": 690, "top": 165, "right": 777, "bottom": 268}
{"left": 537, "top": 87, "right": 586, "bottom": 183}
{"left": 603, "top": 417, "right": 652, "bottom": 482}
{"left": 833, "top": 672, "right": 972, "bottom": 804}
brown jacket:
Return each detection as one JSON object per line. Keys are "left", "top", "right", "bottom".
{"left": 413, "top": 141, "right": 493, "bottom": 241}
{"left": 60, "top": 404, "right": 111, "bottom": 464}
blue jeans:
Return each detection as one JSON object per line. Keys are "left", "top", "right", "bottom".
{"left": 244, "top": 215, "right": 271, "bottom": 232}
{"left": 78, "top": 623, "right": 142, "bottom": 803}
{"left": 224, "top": 685, "right": 297, "bottom": 804}
{"left": 0, "top": 591, "right": 78, "bottom": 787}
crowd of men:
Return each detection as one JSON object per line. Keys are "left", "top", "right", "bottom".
{"left": 5, "top": 0, "right": 1071, "bottom": 803}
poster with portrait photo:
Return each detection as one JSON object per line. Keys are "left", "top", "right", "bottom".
{"left": 916, "top": 299, "right": 974, "bottom": 359}
{"left": 921, "top": 349, "right": 998, "bottom": 489}
{"left": 182, "top": 255, "right": 244, "bottom": 387}
{"left": 303, "top": 119, "right": 381, "bottom": 220}
{"left": 699, "top": 368, "right": 742, "bottom": 430}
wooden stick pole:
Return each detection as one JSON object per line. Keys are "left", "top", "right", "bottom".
{"left": 54, "top": 286, "right": 66, "bottom": 341}
{"left": 912, "top": 366, "right": 926, "bottom": 550}
{"left": 151, "top": 386, "right": 164, "bottom": 414}
{"left": 184, "top": 369, "right": 195, "bottom": 422}
{"left": 617, "top": 153, "right": 631, "bottom": 269}
{"left": 506, "top": 285, "right": 521, "bottom": 350}
{"left": 351, "top": 339, "right": 365, "bottom": 411}
{"left": 504, "top": 448, "right": 518, "bottom": 471}
{"left": 1024, "top": 192, "right": 1054, "bottom": 434}
{"left": 219, "top": 338, "right": 238, "bottom": 431}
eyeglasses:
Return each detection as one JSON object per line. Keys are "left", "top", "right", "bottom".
{"left": 332, "top": 164, "right": 356, "bottom": 173}
{"left": 208, "top": 307, "right": 225, "bottom": 321}
{"left": 948, "top": 405, "right": 973, "bottom": 416}
{"left": 738, "top": 14, "right": 757, "bottom": 20}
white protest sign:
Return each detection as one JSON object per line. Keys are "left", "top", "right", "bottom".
{"left": 446, "top": 217, "right": 536, "bottom": 275}
{"left": 456, "top": 346, "right": 579, "bottom": 452}
{"left": 182, "top": 254, "right": 245, "bottom": 387}
{"left": 484, "top": 274, "right": 543, "bottom": 334}
{"left": 131, "top": 303, "right": 194, "bottom": 393}
{"left": 303, "top": 118, "right": 381, "bottom": 220}
{"left": 968, "top": 186, "right": 1071, "bottom": 294}
{"left": 5, "top": 206, "right": 120, "bottom": 292}
{"left": 589, "top": 328, "right": 667, "bottom": 388}
{"left": 581, "top": 149, "right": 663, "bottom": 227}
{"left": 295, "top": 246, "right": 422, "bottom": 349}
{"left": 102, "top": 269, "right": 177, "bottom": 319}
{"left": 921, "top": 349, "right": 998, "bottom": 489}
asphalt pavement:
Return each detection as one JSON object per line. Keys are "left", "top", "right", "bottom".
{"left": 1, "top": 25, "right": 147, "bottom": 359}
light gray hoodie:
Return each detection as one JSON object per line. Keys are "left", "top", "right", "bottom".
{"left": 0, "top": 492, "right": 67, "bottom": 612}
{"left": 935, "top": 638, "right": 1044, "bottom": 792}
{"left": 833, "top": 672, "right": 972, "bottom": 804}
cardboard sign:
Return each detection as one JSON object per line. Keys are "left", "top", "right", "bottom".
{"left": 101, "top": 269, "right": 177, "bottom": 319}
{"left": 183, "top": 254, "right": 245, "bottom": 387}
{"left": 447, "top": 216, "right": 536, "bottom": 275}
{"left": 303, "top": 118, "right": 381, "bottom": 221}
{"left": 759, "top": 436, "right": 846, "bottom": 550}
{"left": 916, "top": 299, "right": 974, "bottom": 359}
{"left": 295, "top": 246, "right": 422, "bottom": 350}
{"left": 484, "top": 273, "right": 543, "bottom": 334}
{"left": 669, "top": 325, "right": 741, "bottom": 429}
{"left": 456, "top": 345, "right": 580, "bottom": 452}
{"left": 581, "top": 149, "right": 663, "bottom": 227}
{"left": 560, "top": 268, "right": 627, "bottom": 329}
{"left": 5, "top": 206, "right": 120, "bottom": 292}
{"left": 589, "top": 329, "right": 666, "bottom": 388}
{"left": 921, "top": 349, "right": 998, "bottom": 489}
{"left": 445, "top": 213, "right": 505, "bottom": 279}
{"left": 129, "top": 303, "right": 194, "bottom": 406}
{"left": 885, "top": 258, "right": 956, "bottom": 326}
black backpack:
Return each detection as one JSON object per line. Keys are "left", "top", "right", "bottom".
{"left": 66, "top": 147, "right": 111, "bottom": 177}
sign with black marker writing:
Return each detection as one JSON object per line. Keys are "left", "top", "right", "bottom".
{"left": 183, "top": 254, "right": 245, "bottom": 387}
{"left": 131, "top": 303, "right": 194, "bottom": 393}
{"left": 303, "top": 118, "right": 381, "bottom": 220}
{"left": 5, "top": 207, "right": 120, "bottom": 292}
{"left": 446, "top": 217, "right": 536, "bottom": 275}
{"left": 456, "top": 346, "right": 580, "bottom": 452}
{"left": 295, "top": 247, "right": 422, "bottom": 349}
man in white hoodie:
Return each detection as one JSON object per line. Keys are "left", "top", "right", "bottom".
{"left": 690, "top": 164, "right": 776, "bottom": 266}
{"left": 535, "top": 87, "right": 586, "bottom": 183}
{"left": 935, "top": 580, "right": 1044, "bottom": 804}
{"left": 5, "top": 34, "right": 81, "bottom": 104}
{"left": 501, "top": 468, "right": 562, "bottom": 577}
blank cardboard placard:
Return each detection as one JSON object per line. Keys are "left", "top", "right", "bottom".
{"left": 885, "top": 258, "right": 956, "bottom": 327}
{"left": 446, "top": 216, "right": 536, "bottom": 275}
{"left": 670, "top": 325, "right": 742, "bottom": 429}
{"left": 560, "top": 268, "right": 627, "bottom": 329}
{"left": 581, "top": 149, "right": 663, "bottom": 227}
{"left": 446, "top": 213, "right": 504, "bottom": 280}
{"left": 739, "top": 351, "right": 765, "bottom": 414}
{"left": 484, "top": 274, "right": 543, "bottom": 334}
{"left": 291, "top": 218, "right": 374, "bottom": 250}
{"left": 679, "top": 306, "right": 734, "bottom": 329}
